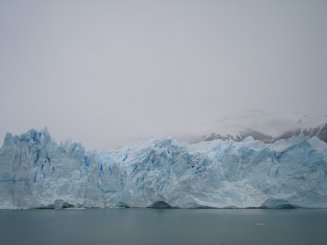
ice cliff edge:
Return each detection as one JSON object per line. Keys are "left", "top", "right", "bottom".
{"left": 0, "top": 128, "right": 327, "bottom": 209}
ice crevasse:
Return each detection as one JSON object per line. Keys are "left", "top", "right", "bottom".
{"left": 0, "top": 128, "right": 326, "bottom": 209}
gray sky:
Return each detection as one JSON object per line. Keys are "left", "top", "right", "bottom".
{"left": 1, "top": 0, "right": 326, "bottom": 149}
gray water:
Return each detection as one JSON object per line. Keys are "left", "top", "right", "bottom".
{"left": 0, "top": 209, "right": 326, "bottom": 245}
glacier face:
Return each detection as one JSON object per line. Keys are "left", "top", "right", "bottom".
{"left": 0, "top": 129, "right": 327, "bottom": 209}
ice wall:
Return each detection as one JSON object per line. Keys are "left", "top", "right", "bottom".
{"left": 0, "top": 129, "right": 326, "bottom": 209}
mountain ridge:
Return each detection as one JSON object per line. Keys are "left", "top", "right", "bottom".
{"left": 200, "top": 122, "right": 327, "bottom": 144}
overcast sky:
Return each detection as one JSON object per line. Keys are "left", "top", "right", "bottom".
{"left": 0, "top": 0, "right": 326, "bottom": 149}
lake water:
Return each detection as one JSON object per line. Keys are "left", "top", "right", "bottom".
{"left": 0, "top": 208, "right": 326, "bottom": 245}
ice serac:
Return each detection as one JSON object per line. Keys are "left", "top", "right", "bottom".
{"left": 0, "top": 129, "right": 327, "bottom": 209}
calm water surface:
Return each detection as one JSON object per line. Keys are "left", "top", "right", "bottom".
{"left": 0, "top": 208, "right": 326, "bottom": 245}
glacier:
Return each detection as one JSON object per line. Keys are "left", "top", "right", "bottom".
{"left": 0, "top": 128, "right": 327, "bottom": 209}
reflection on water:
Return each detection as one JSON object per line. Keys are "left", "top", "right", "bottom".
{"left": 0, "top": 208, "right": 326, "bottom": 245}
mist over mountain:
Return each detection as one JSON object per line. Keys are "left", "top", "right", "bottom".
{"left": 193, "top": 112, "right": 327, "bottom": 144}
